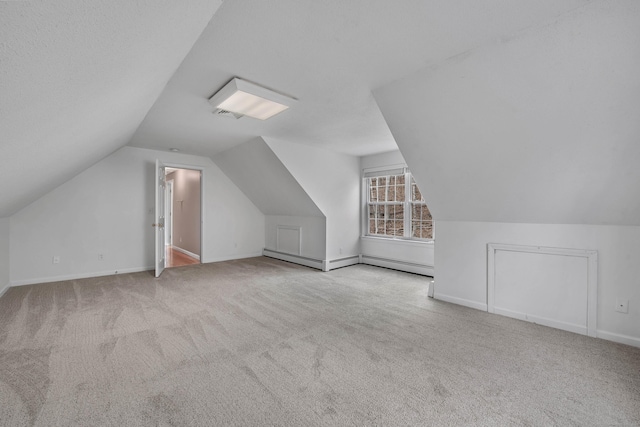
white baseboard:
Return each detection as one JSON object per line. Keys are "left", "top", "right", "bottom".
{"left": 434, "top": 293, "right": 488, "bottom": 311}
{"left": 493, "top": 307, "right": 587, "bottom": 336}
{"left": 264, "top": 251, "right": 433, "bottom": 275}
{"left": 360, "top": 255, "right": 433, "bottom": 276}
{"left": 325, "top": 256, "right": 360, "bottom": 271}
{"left": 263, "top": 249, "right": 324, "bottom": 270}
{"left": 171, "top": 245, "right": 200, "bottom": 260}
{"left": 0, "top": 282, "right": 10, "bottom": 298}
{"left": 203, "top": 252, "right": 263, "bottom": 264}
{"left": 9, "top": 252, "right": 265, "bottom": 287}
{"left": 10, "top": 266, "right": 154, "bottom": 287}
{"left": 597, "top": 330, "right": 640, "bottom": 348}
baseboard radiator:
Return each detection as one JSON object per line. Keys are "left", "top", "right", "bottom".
{"left": 263, "top": 249, "right": 326, "bottom": 270}
{"left": 360, "top": 255, "right": 433, "bottom": 276}
{"left": 263, "top": 249, "right": 432, "bottom": 276}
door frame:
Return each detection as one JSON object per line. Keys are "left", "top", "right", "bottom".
{"left": 162, "top": 162, "right": 205, "bottom": 264}
{"left": 165, "top": 179, "right": 174, "bottom": 247}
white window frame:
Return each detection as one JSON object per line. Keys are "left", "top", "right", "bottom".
{"left": 362, "top": 165, "right": 434, "bottom": 241}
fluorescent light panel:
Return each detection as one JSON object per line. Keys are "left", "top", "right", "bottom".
{"left": 209, "top": 78, "right": 296, "bottom": 120}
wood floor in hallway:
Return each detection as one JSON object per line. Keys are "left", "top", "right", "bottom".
{"left": 166, "top": 245, "right": 199, "bottom": 268}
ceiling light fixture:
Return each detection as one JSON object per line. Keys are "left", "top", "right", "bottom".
{"left": 208, "top": 77, "right": 296, "bottom": 120}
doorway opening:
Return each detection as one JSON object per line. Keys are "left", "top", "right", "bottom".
{"left": 164, "top": 167, "right": 202, "bottom": 268}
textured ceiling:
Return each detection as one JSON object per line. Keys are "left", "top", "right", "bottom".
{"left": 375, "top": 0, "right": 640, "bottom": 225}
{"left": 0, "top": 0, "right": 222, "bottom": 217}
{"left": 2, "top": 0, "right": 610, "bottom": 221}
{"left": 128, "top": 0, "right": 589, "bottom": 158}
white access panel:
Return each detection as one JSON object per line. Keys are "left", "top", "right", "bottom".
{"left": 276, "top": 225, "right": 301, "bottom": 255}
{"left": 487, "top": 244, "right": 597, "bottom": 337}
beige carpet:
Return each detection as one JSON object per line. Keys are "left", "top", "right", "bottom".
{"left": 0, "top": 257, "right": 639, "bottom": 426}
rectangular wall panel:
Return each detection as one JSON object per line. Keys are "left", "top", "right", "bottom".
{"left": 276, "top": 225, "right": 301, "bottom": 255}
{"left": 487, "top": 244, "right": 597, "bottom": 337}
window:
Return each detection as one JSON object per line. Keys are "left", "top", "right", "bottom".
{"left": 365, "top": 169, "right": 433, "bottom": 240}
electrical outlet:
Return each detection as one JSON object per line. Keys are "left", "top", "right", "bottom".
{"left": 615, "top": 298, "right": 629, "bottom": 314}
{"left": 52, "top": 256, "right": 60, "bottom": 264}
{"left": 98, "top": 254, "right": 104, "bottom": 261}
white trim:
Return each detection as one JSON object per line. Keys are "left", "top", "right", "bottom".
{"left": 0, "top": 283, "right": 10, "bottom": 298}
{"left": 10, "top": 266, "right": 155, "bottom": 287}
{"left": 360, "top": 255, "right": 433, "bottom": 276}
{"left": 487, "top": 243, "right": 598, "bottom": 338}
{"left": 361, "top": 163, "right": 407, "bottom": 178}
{"left": 361, "top": 168, "right": 434, "bottom": 241}
{"left": 202, "top": 252, "right": 264, "bottom": 264}
{"left": 360, "top": 235, "right": 434, "bottom": 247}
{"left": 171, "top": 245, "right": 200, "bottom": 261}
{"left": 8, "top": 251, "right": 266, "bottom": 287}
{"left": 326, "top": 255, "right": 360, "bottom": 271}
{"left": 493, "top": 307, "right": 587, "bottom": 336}
{"left": 434, "top": 293, "right": 488, "bottom": 311}
{"left": 596, "top": 330, "right": 640, "bottom": 348}
{"left": 161, "top": 162, "right": 205, "bottom": 267}
{"left": 263, "top": 249, "right": 324, "bottom": 270}
{"left": 165, "top": 179, "right": 174, "bottom": 246}
{"left": 275, "top": 225, "right": 302, "bottom": 255}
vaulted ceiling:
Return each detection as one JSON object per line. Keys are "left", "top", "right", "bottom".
{"left": 129, "top": 0, "right": 590, "bottom": 158}
{"left": 0, "top": 0, "right": 222, "bottom": 217}
{"left": 375, "top": 0, "right": 640, "bottom": 225}
{"left": 2, "top": 0, "right": 638, "bottom": 225}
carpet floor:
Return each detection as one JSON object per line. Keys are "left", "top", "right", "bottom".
{"left": 0, "top": 257, "right": 639, "bottom": 426}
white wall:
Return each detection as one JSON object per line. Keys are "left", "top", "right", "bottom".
{"left": 374, "top": 1, "right": 640, "bottom": 225}
{"left": 372, "top": 2, "right": 640, "bottom": 345}
{"left": 265, "top": 138, "right": 360, "bottom": 260}
{"left": 213, "top": 138, "right": 324, "bottom": 217}
{"left": 10, "top": 146, "right": 264, "bottom": 285}
{"left": 265, "top": 215, "right": 326, "bottom": 260}
{"left": 361, "top": 150, "right": 406, "bottom": 171}
{"left": 213, "top": 137, "right": 326, "bottom": 262}
{"left": 436, "top": 221, "right": 640, "bottom": 347}
{"left": 0, "top": 218, "right": 9, "bottom": 295}
{"left": 360, "top": 150, "right": 434, "bottom": 274}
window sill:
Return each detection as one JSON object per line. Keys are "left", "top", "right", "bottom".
{"left": 360, "top": 235, "right": 434, "bottom": 245}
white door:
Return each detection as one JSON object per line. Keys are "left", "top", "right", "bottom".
{"left": 155, "top": 159, "right": 166, "bottom": 278}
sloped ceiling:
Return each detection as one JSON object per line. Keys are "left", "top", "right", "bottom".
{"left": 0, "top": 0, "right": 222, "bottom": 217}
{"left": 374, "top": 1, "right": 640, "bottom": 225}
{"left": 212, "top": 137, "right": 324, "bottom": 217}
{"left": 128, "top": 0, "right": 588, "bottom": 158}
{"left": 4, "top": 0, "right": 632, "bottom": 228}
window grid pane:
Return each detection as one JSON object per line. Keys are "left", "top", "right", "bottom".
{"left": 366, "top": 173, "right": 431, "bottom": 239}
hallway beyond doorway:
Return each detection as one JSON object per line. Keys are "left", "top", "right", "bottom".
{"left": 166, "top": 245, "right": 199, "bottom": 267}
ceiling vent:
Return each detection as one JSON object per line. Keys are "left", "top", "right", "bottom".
{"left": 214, "top": 108, "right": 243, "bottom": 119}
